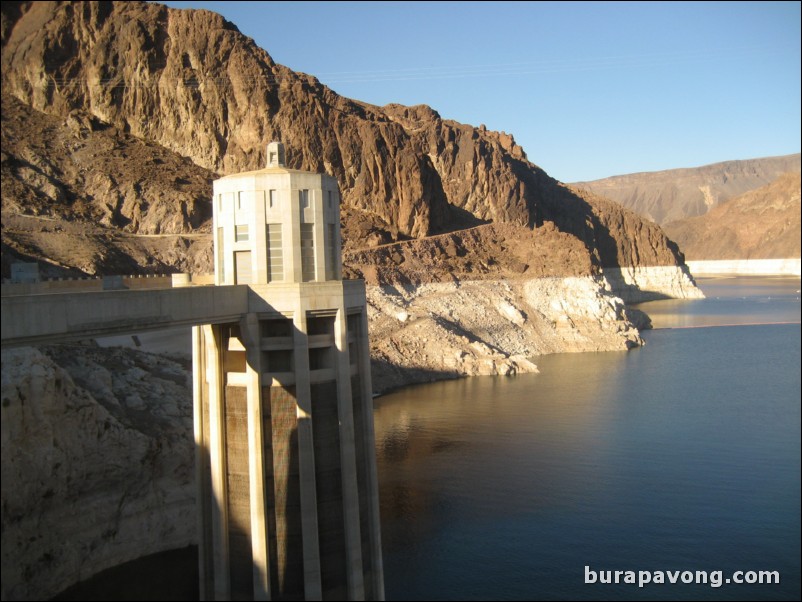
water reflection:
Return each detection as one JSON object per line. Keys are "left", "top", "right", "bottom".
{"left": 375, "top": 356, "right": 628, "bottom": 513}
{"left": 376, "top": 278, "right": 801, "bottom": 601}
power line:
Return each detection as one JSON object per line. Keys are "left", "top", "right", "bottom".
{"left": 36, "top": 43, "right": 791, "bottom": 90}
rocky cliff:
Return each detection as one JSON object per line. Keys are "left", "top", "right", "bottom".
{"left": 1, "top": 0, "right": 687, "bottom": 281}
{"left": 1, "top": 88, "right": 687, "bottom": 284}
{"left": 663, "top": 172, "right": 801, "bottom": 260}
{"left": 1, "top": 345, "right": 195, "bottom": 601}
{"left": 367, "top": 275, "right": 648, "bottom": 392}
{"left": 2, "top": 94, "right": 214, "bottom": 276}
{"left": 573, "top": 154, "right": 801, "bottom": 225}
{"left": 0, "top": 0, "right": 526, "bottom": 239}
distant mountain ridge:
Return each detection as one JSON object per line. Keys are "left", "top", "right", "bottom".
{"left": 663, "top": 172, "right": 801, "bottom": 261}
{"left": 573, "top": 154, "right": 801, "bottom": 225}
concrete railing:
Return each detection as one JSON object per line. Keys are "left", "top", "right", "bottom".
{"left": 1, "top": 285, "right": 248, "bottom": 347}
{"left": 0, "top": 280, "right": 366, "bottom": 348}
{"left": 1, "top": 273, "right": 217, "bottom": 296}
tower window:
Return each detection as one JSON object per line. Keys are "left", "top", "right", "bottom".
{"left": 235, "top": 224, "right": 249, "bottom": 242}
{"left": 234, "top": 250, "right": 252, "bottom": 284}
{"left": 267, "top": 224, "right": 284, "bottom": 282}
{"left": 300, "top": 224, "right": 315, "bottom": 282}
{"left": 326, "top": 223, "right": 337, "bottom": 280}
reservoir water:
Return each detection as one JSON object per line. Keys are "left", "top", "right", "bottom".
{"left": 375, "top": 276, "right": 801, "bottom": 601}
{"left": 53, "top": 276, "right": 801, "bottom": 601}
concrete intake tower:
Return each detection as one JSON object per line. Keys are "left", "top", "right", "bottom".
{"left": 193, "top": 142, "right": 384, "bottom": 600}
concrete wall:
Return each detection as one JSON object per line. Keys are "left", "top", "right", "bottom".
{"left": 213, "top": 168, "right": 340, "bottom": 286}
{"left": 687, "top": 259, "right": 802, "bottom": 276}
{"left": 2, "top": 274, "right": 219, "bottom": 297}
{"left": 1, "top": 285, "right": 249, "bottom": 347}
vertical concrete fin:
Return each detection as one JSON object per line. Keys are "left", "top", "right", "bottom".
{"left": 240, "top": 314, "right": 271, "bottom": 600}
{"left": 292, "top": 309, "right": 323, "bottom": 599}
{"left": 334, "top": 308, "right": 365, "bottom": 599}
{"left": 204, "top": 324, "right": 231, "bottom": 600}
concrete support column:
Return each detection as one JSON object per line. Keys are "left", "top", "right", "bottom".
{"left": 193, "top": 326, "right": 211, "bottom": 601}
{"left": 357, "top": 310, "right": 385, "bottom": 601}
{"left": 239, "top": 314, "right": 270, "bottom": 600}
{"left": 334, "top": 308, "right": 365, "bottom": 600}
{"left": 292, "top": 309, "right": 323, "bottom": 600}
{"left": 204, "top": 324, "right": 231, "bottom": 601}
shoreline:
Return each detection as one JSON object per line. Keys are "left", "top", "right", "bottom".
{"left": 655, "top": 321, "right": 801, "bottom": 330}
{"left": 367, "top": 267, "right": 703, "bottom": 393}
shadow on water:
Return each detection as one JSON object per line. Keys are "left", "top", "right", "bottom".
{"left": 51, "top": 547, "right": 199, "bottom": 601}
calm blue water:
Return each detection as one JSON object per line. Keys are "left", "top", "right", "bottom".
{"left": 375, "top": 277, "right": 801, "bottom": 601}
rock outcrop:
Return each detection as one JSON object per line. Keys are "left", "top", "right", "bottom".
{"left": 573, "top": 154, "right": 801, "bottom": 225}
{"left": 1, "top": 88, "right": 687, "bottom": 284}
{"left": 0, "top": 0, "right": 528, "bottom": 239}
{"left": 344, "top": 221, "right": 594, "bottom": 285}
{"left": 600, "top": 266, "right": 704, "bottom": 303}
{"left": 344, "top": 217, "right": 700, "bottom": 302}
{"left": 2, "top": 94, "right": 215, "bottom": 277}
{"left": 685, "top": 258, "right": 801, "bottom": 277}
{"left": 1, "top": 345, "right": 195, "bottom": 601}
{"left": 368, "top": 276, "right": 645, "bottom": 393}
{"left": 2, "top": 0, "right": 689, "bottom": 282}
{"left": 663, "top": 172, "right": 801, "bottom": 261}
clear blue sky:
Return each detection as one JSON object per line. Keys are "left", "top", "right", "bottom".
{"left": 160, "top": 1, "right": 800, "bottom": 182}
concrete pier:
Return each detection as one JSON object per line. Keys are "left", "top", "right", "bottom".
{"left": 194, "top": 143, "right": 383, "bottom": 600}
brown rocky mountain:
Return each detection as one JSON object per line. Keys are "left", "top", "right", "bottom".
{"left": 1, "top": 0, "right": 685, "bottom": 282}
{"left": 573, "top": 154, "right": 801, "bottom": 225}
{"left": 1, "top": 5, "right": 707, "bottom": 597}
{"left": 662, "top": 172, "right": 801, "bottom": 260}
{"left": 1, "top": 94, "right": 215, "bottom": 276}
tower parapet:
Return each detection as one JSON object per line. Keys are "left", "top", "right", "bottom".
{"left": 213, "top": 141, "right": 342, "bottom": 286}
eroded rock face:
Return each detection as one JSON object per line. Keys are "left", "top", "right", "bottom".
{"left": 1, "top": 94, "right": 215, "bottom": 276}
{"left": 2, "top": 0, "right": 687, "bottom": 276}
{"left": 663, "top": 172, "right": 802, "bottom": 261}
{"left": 536, "top": 182, "right": 688, "bottom": 269}
{"left": 1, "top": 0, "right": 518, "bottom": 238}
{"left": 0, "top": 346, "right": 194, "bottom": 601}
{"left": 601, "top": 266, "right": 705, "bottom": 303}
{"left": 1, "top": 95, "right": 213, "bottom": 236}
{"left": 368, "top": 276, "right": 644, "bottom": 393}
